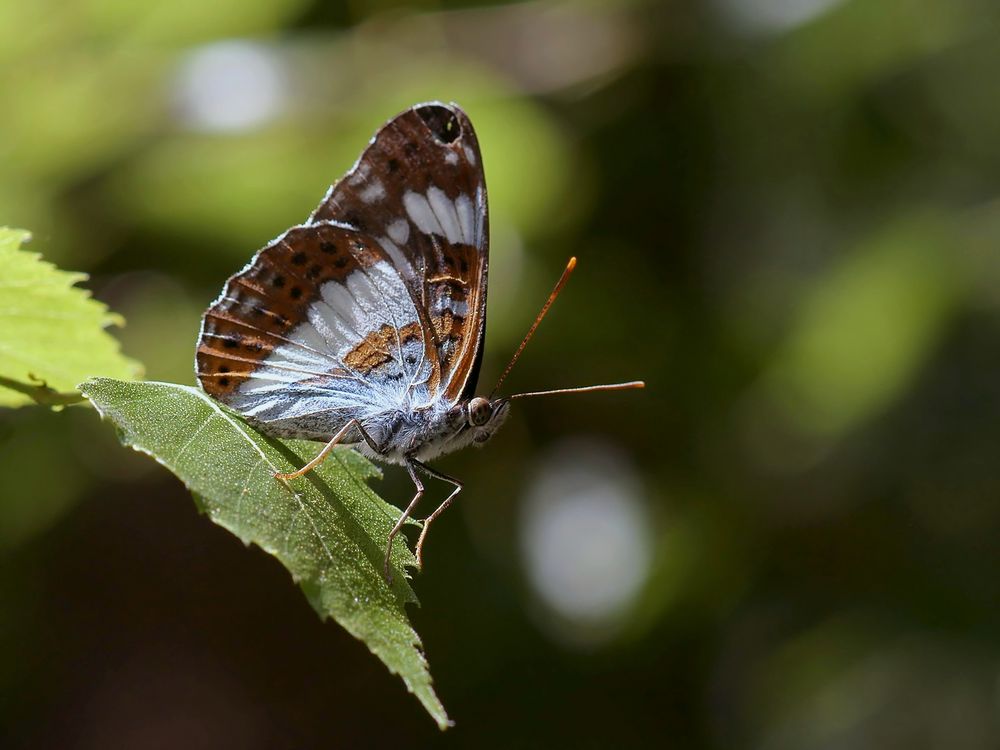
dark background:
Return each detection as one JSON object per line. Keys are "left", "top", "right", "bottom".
{"left": 2, "top": 0, "right": 999, "bottom": 747}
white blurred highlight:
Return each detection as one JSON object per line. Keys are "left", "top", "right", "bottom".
{"left": 444, "top": 1, "right": 639, "bottom": 93}
{"left": 520, "top": 438, "right": 651, "bottom": 642}
{"left": 714, "top": 0, "right": 845, "bottom": 35}
{"left": 173, "top": 41, "right": 287, "bottom": 132}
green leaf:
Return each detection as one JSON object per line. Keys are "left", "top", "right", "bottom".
{"left": 0, "top": 228, "right": 141, "bottom": 408}
{"left": 78, "top": 377, "right": 451, "bottom": 730}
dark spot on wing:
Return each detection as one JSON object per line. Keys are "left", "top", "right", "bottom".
{"left": 320, "top": 241, "right": 337, "bottom": 254}
{"left": 290, "top": 286, "right": 302, "bottom": 299}
{"left": 344, "top": 211, "right": 366, "bottom": 231}
{"left": 387, "top": 158, "right": 400, "bottom": 173}
{"left": 416, "top": 104, "right": 461, "bottom": 144}
{"left": 291, "top": 252, "right": 307, "bottom": 265}
{"left": 273, "top": 275, "right": 286, "bottom": 288}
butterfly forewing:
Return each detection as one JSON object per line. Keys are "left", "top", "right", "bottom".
{"left": 309, "top": 102, "right": 489, "bottom": 403}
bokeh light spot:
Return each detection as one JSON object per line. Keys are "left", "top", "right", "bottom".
{"left": 714, "top": 0, "right": 845, "bottom": 35}
{"left": 520, "top": 438, "right": 651, "bottom": 644}
{"left": 173, "top": 40, "right": 287, "bottom": 132}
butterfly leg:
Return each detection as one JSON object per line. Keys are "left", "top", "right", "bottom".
{"left": 273, "top": 418, "right": 375, "bottom": 480}
{"left": 383, "top": 459, "right": 426, "bottom": 583}
{"left": 411, "top": 460, "right": 464, "bottom": 569}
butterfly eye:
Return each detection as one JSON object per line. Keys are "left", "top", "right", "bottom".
{"left": 468, "top": 397, "right": 491, "bottom": 427}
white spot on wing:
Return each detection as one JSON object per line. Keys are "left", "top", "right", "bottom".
{"left": 404, "top": 191, "right": 442, "bottom": 236}
{"left": 311, "top": 262, "right": 419, "bottom": 365}
{"left": 348, "top": 161, "right": 371, "bottom": 187}
{"left": 319, "top": 280, "right": 365, "bottom": 340}
{"left": 437, "top": 298, "right": 468, "bottom": 317}
{"left": 445, "top": 151, "right": 459, "bottom": 165}
{"left": 463, "top": 144, "right": 476, "bottom": 165}
{"left": 379, "top": 236, "right": 415, "bottom": 279}
{"left": 474, "top": 185, "right": 486, "bottom": 247}
{"left": 455, "top": 193, "right": 474, "bottom": 245}
{"left": 387, "top": 218, "right": 410, "bottom": 245}
{"left": 283, "top": 321, "right": 331, "bottom": 358}
{"left": 359, "top": 179, "right": 386, "bottom": 204}
{"left": 427, "top": 186, "right": 462, "bottom": 244}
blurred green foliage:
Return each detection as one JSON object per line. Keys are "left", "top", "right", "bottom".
{"left": 1, "top": 0, "right": 999, "bottom": 747}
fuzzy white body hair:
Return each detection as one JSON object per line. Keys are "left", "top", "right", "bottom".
{"left": 352, "top": 399, "right": 510, "bottom": 465}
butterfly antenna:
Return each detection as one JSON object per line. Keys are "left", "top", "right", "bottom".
{"left": 509, "top": 381, "right": 645, "bottom": 400}
{"left": 490, "top": 257, "right": 578, "bottom": 399}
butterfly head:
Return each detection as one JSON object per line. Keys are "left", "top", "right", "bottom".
{"left": 464, "top": 396, "right": 510, "bottom": 446}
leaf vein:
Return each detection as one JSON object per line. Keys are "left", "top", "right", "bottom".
{"left": 186, "top": 386, "right": 337, "bottom": 568}
{"left": 172, "top": 413, "right": 212, "bottom": 464}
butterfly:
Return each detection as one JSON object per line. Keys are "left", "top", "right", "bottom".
{"left": 195, "top": 102, "right": 643, "bottom": 581}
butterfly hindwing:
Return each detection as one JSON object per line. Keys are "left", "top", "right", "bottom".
{"left": 310, "top": 102, "right": 489, "bottom": 403}
{"left": 196, "top": 220, "right": 441, "bottom": 439}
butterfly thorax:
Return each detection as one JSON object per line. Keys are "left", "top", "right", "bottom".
{"left": 357, "top": 397, "right": 510, "bottom": 465}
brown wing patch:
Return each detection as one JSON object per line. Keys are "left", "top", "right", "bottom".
{"left": 196, "top": 222, "right": 387, "bottom": 401}
{"left": 431, "top": 310, "right": 461, "bottom": 339}
{"left": 439, "top": 241, "right": 478, "bottom": 278}
{"left": 343, "top": 322, "right": 423, "bottom": 374}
